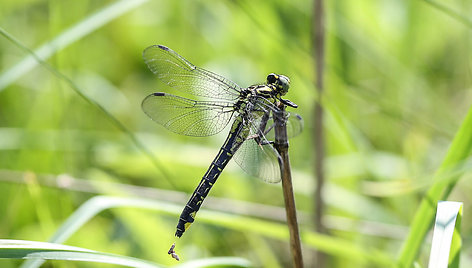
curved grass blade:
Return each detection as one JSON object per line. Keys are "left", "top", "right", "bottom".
{"left": 0, "top": 27, "right": 173, "bottom": 187}
{"left": 20, "top": 196, "right": 393, "bottom": 268}
{"left": 397, "top": 106, "right": 472, "bottom": 267}
{"left": 0, "top": 239, "right": 162, "bottom": 268}
{"left": 20, "top": 196, "right": 183, "bottom": 268}
{"left": 423, "top": 0, "right": 472, "bottom": 29}
{"left": 0, "top": 0, "right": 148, "bottom": 90}
{"left": 9, "top": 240, "right": 251, "bottom": 268}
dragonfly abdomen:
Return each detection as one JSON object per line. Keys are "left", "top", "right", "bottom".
{"left": 175, "top": 117, "right": 246, "bottom": 237}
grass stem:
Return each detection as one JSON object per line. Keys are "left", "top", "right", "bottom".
{"left": 313, "top": 0, "right": 327, "bottom": 265}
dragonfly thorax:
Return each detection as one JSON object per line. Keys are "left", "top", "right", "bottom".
{"left": 235, "top": 73, "right": 295, "bottom": 111}
{"left": 237, "top": 73, "right": 291, "bottom": 102}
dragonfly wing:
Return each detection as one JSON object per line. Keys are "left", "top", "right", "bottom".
{"left": 286, "top": 113, "right": 304, "bottom": 138}
{"left": 143, "top": 45, "right": 242, "bottom": 101}
{"left": 263, "top": 112, "right": 304, "bottom": 140}
{"left": 142, "top": 92, "right": 234, "bottom": 137}
{"left": 232, "top": 111, "right": 282, "bottom": 183}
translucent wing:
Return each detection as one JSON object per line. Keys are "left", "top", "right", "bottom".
{"left": 231, "top": 98, "right": 303, "bottom": 183}
{"left": 142, "top": 92, "right": 234, "bottom": 137}
{"left": 262, "top": 112, "right": 304, "bottom": 140}
{"left": 232, "top": 110, "right": 282, "bottom": 183}
{"left": 143, "top": 45, "right": 242, "bottom": 101}
{"left": 246, "top": 96, "right": 303, "bottom": 140}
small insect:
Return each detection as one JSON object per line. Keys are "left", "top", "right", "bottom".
{"left": 142, "top": 45, "right": 303, "bottom": 239}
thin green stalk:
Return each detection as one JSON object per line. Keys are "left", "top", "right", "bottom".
{"left": 313, "top": 0, "right": 327, "bottom": 266}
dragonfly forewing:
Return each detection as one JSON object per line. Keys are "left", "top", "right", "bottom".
{"left": 143, "top": 45, "right": 242, "bottom": 101}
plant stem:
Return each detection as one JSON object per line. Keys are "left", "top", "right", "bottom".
{"left": 313, "top": 0, "right": 327, "bottom": 265}
{"left": 274, "top": 104, "right": 304, "bottom": 268}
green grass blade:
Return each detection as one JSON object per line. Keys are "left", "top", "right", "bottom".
{"left": 427, "top": 201, "right": 462, "bottom": 268}
{"left": 20, "top": 196, "right": 177, "bottom": 268}
{"left": 423, "top": 0, "right": 472, "bottom": 29}
{"left": 0, "top": 239, "right": 162, "bottom": 268}
{"left": 0, "top": 0, "right": 148, "bottom": 90}
{"left": 448, "top": 204, "right": 462, "bottom": 268}
{"left": 20, "top": 195, "right": 252, "bottom": 268}
{"left": 397, "top": 106, "right": 472, "bottom": 267}
{"left": 20, "top": 196, "right": 393, "bottom": 268}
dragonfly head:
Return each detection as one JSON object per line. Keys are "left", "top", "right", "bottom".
{"left": 267, "top": 73, "right": 290, "bottom": 95}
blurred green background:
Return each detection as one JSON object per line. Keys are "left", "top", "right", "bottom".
{"left": 0, "top": 0, "right": 471, "bottom": 267}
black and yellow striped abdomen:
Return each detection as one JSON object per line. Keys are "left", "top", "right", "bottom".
{"left": 175, "top": 116, "right": 247, "bottom": 237}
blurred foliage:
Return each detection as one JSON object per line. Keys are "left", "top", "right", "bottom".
{"left": 1, "top": 0, "right": 472, "bottom": 267}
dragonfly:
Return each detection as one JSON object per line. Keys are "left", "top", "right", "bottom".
{"left": 142, "top": 45, "right": 303, "bottom": 238}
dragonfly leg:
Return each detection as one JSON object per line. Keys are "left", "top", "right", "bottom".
{"left": 264, "top": 124, "right": 275, "bottom": 136}
{"left": 280, "top": 98, "right": 298, "bottom": 108}
{"left": 246, "top": 133, "right": 273, "bottom": 145}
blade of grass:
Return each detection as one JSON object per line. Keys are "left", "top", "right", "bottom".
{"left": 448, "top": 205, "right": 462, "bottom": 268}
{"left": 3, "top": 240, "right": 251, "bottom": 268}
{"left": 0, "top": 239, "right": 162, "bottom": 268}
{"left": 423, "top": 0, "right": 472, "bottom": 29}
{"left": 397, "top": 106, "right": 472, "bottom": 267}
{"left": 0, "top": 0, "right": 148, "bottom": 90}
{"left": 427, "top": 201, "right": 462, "bottom": 268}
{"left": 0, "top": 27, "right": 173, "bottom": 187}
{"left": 20, "top": 196, "right": 394, "bottom": 268}
{"left": 1, "top": 169, "right": 412, "bottom": 241}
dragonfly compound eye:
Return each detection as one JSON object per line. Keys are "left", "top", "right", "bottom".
{"left": 277, "top": 75, "right": 290, "bottom": 94}
{"left": 267, "top": 73, "right": 278, "bottom": 84}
